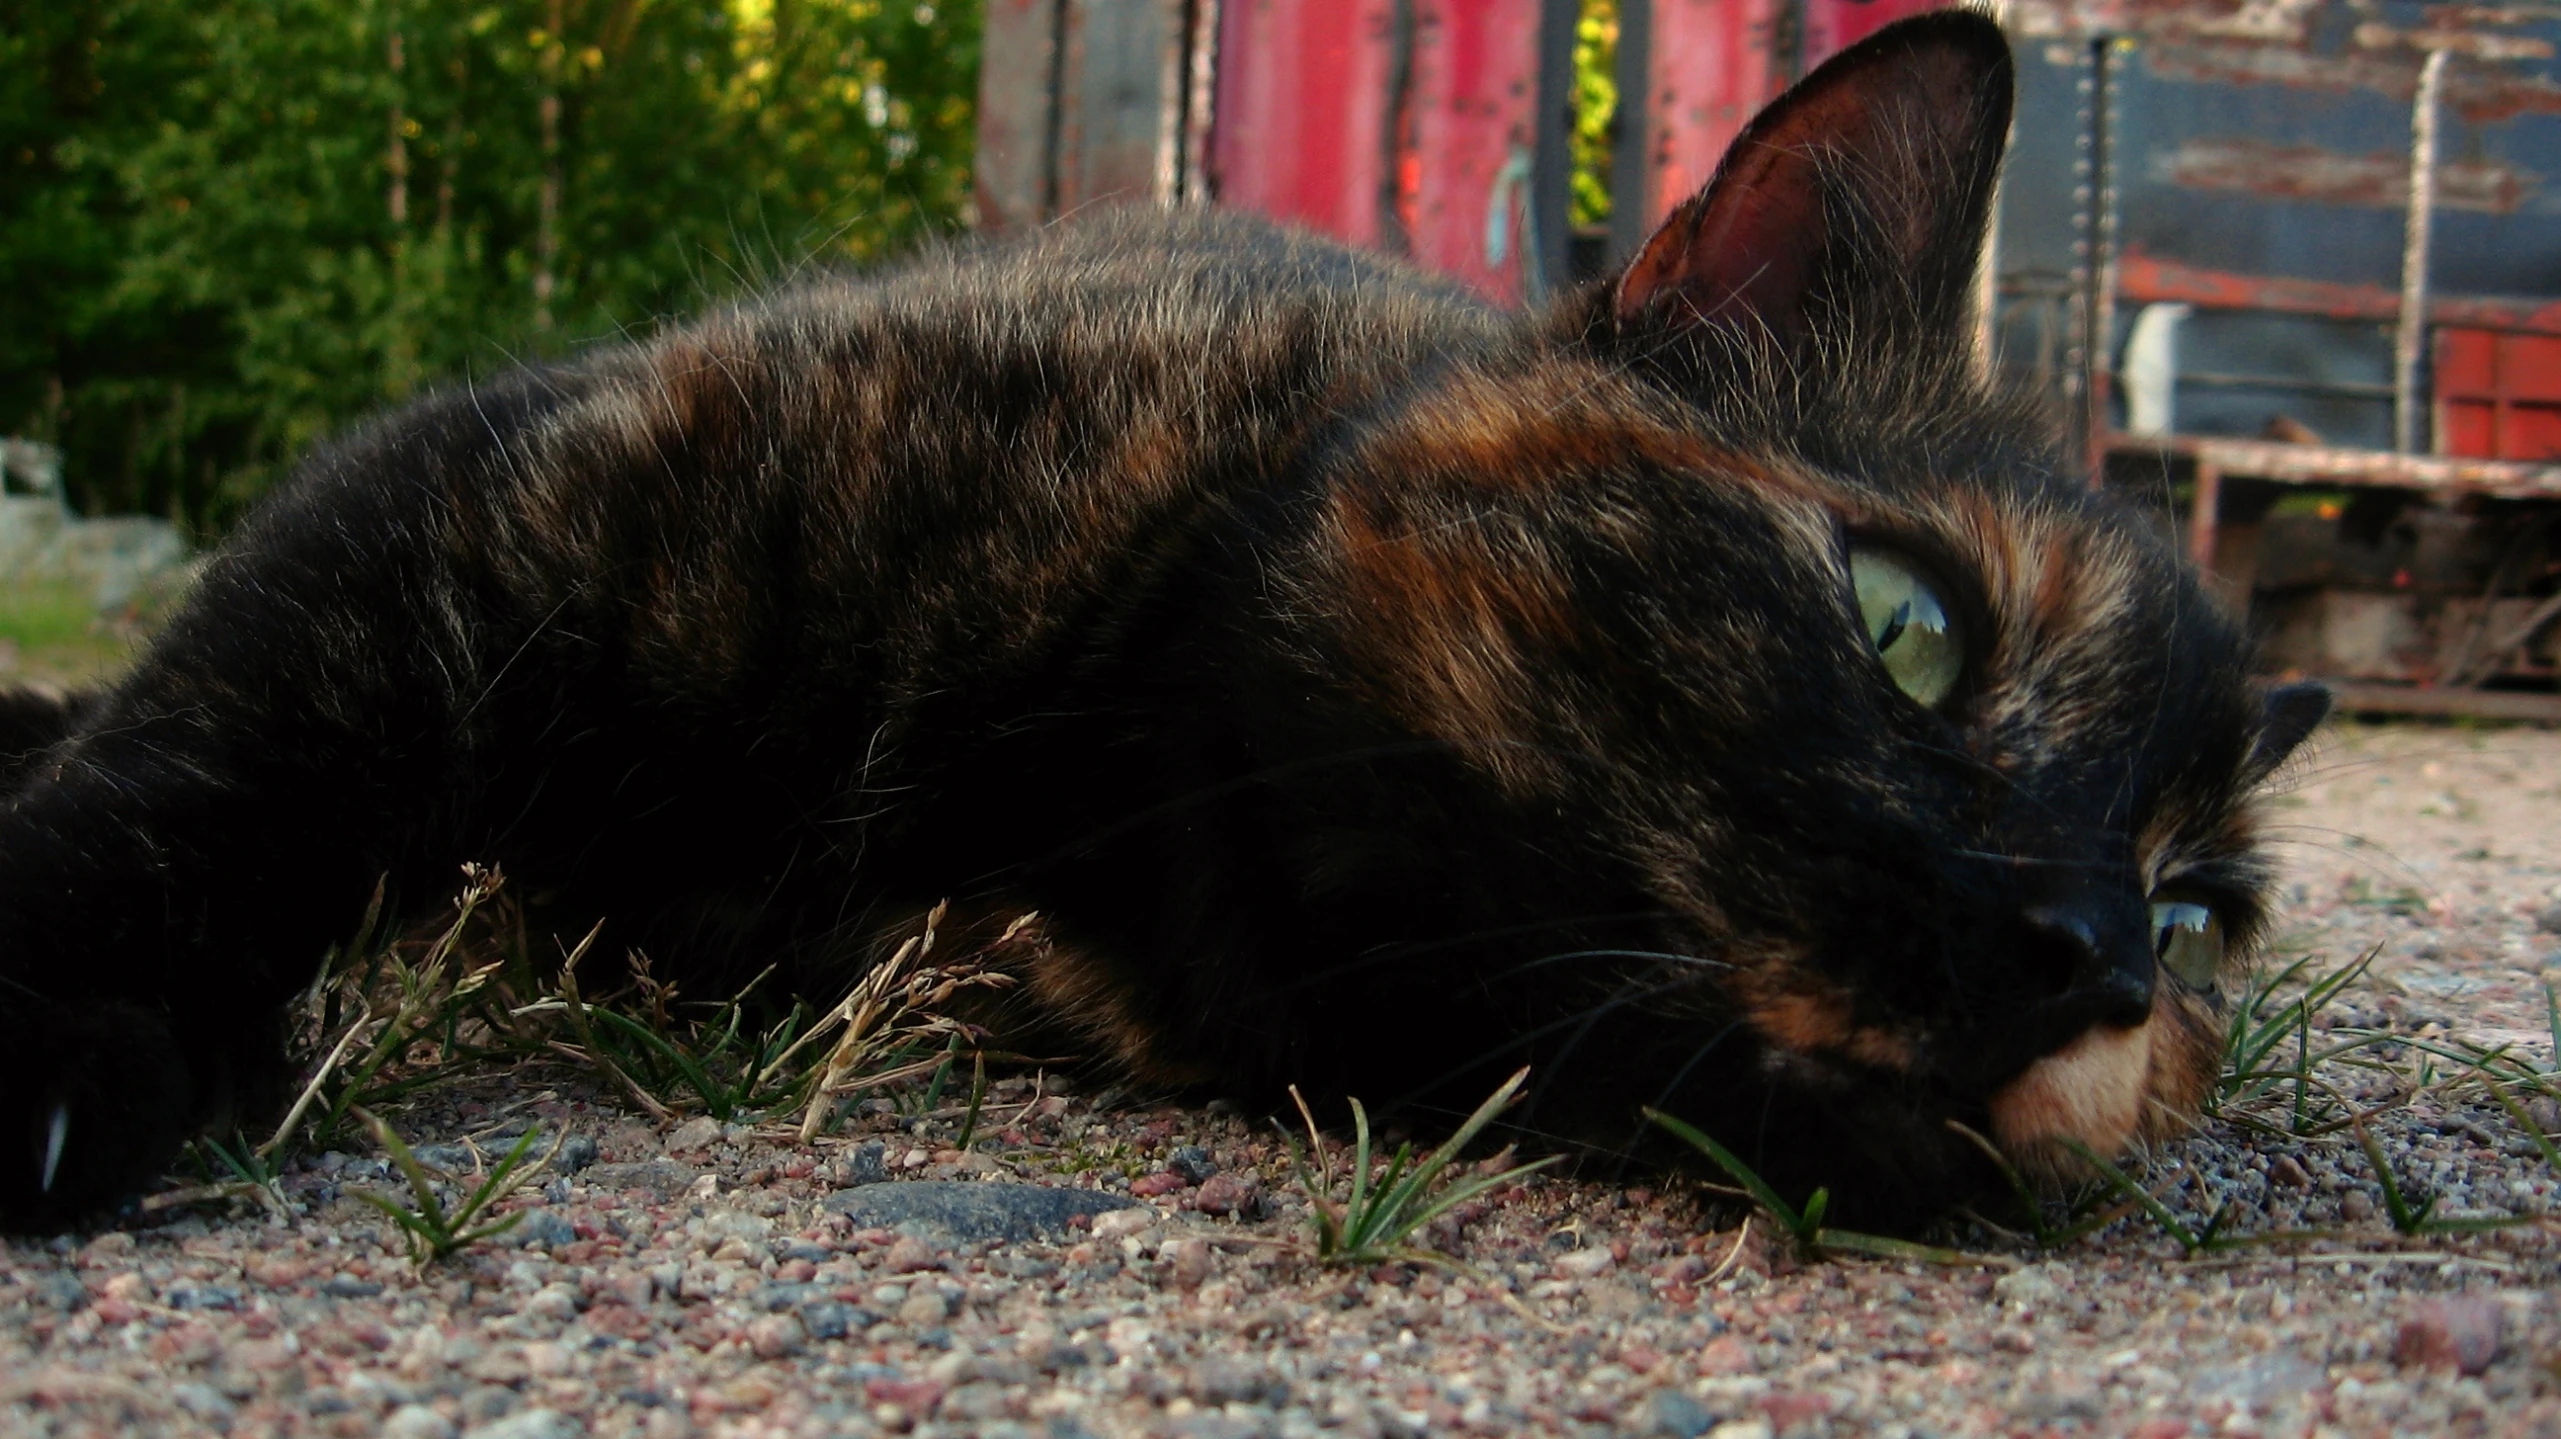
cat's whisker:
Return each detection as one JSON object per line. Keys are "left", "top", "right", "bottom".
{"left": 1607, "top": 1020, "right": 1749, "bottom": 1179}
{"left": 1269, "top": 915, "right": 1686, "bottom": 993}
{"left": 2251, "top": 824, "right": 2435, "bottom": 893}
{"left": 1387, "top": 967, "right": 1708, "bottom": 1119}
{"left": 1943, "top": 848, "right": 2121, "bottom": 870}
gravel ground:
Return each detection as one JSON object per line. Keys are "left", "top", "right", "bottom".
{"left": 9, "top": 718, "right": 2561, "bottom": 1439}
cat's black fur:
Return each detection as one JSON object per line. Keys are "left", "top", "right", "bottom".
{"left": 0, "top": 13, "right": 2322, "bottom": 1231}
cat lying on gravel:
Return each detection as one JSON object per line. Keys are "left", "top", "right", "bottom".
{"left": 0, "top": 12, "right": 2321, "bottom": 1231}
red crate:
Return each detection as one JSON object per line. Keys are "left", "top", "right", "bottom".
{"left": 2437, "top": 328, "right": 2561, "bottom": 461}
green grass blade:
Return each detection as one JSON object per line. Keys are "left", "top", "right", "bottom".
{"left": 2348, "top": 1117, "right": 2428, "bottom": 1235}
{"left": 1346, "top": 1098, "right": 1376, "bottom": 1224}
{"left": 2056, "top": 1139, "right": 2201, "bottom": 1253}
{"left": 359, "top": 1108, "right": 453, "bottom": 1237}
{"left": 2479, "top": 1070, "right": 2561, "bottom": 1174}
{"left": 1644, "top": 1108, "right": 1804, "bottom": 1234}
{"left": 1393, "top": 1157, "right": 1560, "bottom": 1238}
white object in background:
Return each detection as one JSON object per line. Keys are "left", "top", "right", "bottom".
{"left": 2122, "top": 302, "right": 2193, "bottom": 437}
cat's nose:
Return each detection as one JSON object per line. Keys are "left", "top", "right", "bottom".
{"left": 2020, "top": 898, "right": 2155, "bottom": 1030}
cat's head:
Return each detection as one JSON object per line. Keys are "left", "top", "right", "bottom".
{"left": 1245, "top": 12, "right": 2327, "bottom": 1223}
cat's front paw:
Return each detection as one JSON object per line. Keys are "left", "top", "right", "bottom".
{"left": 0, "top": 998, "right": 195, "bottom": 1230}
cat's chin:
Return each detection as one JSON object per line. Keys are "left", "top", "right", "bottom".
{"left": 1987, "top": 1021, "right": 2151, "bottom": 1164}
{"left": 1984, "top": 990, "right": 2217, "bottom": 1180}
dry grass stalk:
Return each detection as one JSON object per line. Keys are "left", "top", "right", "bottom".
{"left": 796, "top": 903, "right": 1021, "bottom": 1141}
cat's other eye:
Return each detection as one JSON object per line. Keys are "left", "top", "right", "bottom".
{"left": 1848, "top": 547, "right": 1963, "bottom": 709}
{"left": 2149, "top": 896, "right": 2224, "bottom": 991}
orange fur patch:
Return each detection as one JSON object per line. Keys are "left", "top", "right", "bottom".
{"left": 1734, "top": 963, "right": 1917, "bottom": 1070}
{"left": 977, "top": 914, "right": 1215, "bottom": 1089}
{"left": 1989, "top": 985, "right": 2221, "bottom": 1172}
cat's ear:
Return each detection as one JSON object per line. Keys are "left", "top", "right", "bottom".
{"left": 2245, "top": 681, "right": 2331, "bottom": 782}
{"left": 1613, "top": 10, "right": 2013, "bottom": 357}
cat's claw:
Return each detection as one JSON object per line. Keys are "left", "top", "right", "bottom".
{"left": 39, "top": 1104, "right": 66, "bottom": 1195}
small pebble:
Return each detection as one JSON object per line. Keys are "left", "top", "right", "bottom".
{"left": 383, "top": 1405, "right": 457, "bottom": 1439}
{"left": 2393, "top": 1296, "right": 2506, "bottom": 1375}
{"left": 463, "top": 1409, "right": 580, "bottom": 1439}
{"left": 664, "top": 1116, "right": 723, "bottom": 1153}
{"left": 800, "top": 1299, "right": 860, "bottom": 1340}
{"left": 897, "top": 1288, "right": 952, "bottom": 1326}
{"left": 1091, "top": 1208, "right": 1155, "bottom": 1240}
{"left": 509, "top": 1207, "right": 577, "bottom": 1249}
{"left": 840, "top": 1140, "right": 890, "bottom": 1186}
{"left": 885, "top": 1234, "right": 944, "bottom": 1273}
{"left": 747, "top": 1312, "right": 806, "bottom": 1358}
{"left": 1192, "top": 1171, "right": 1261, "bottom": 1217}
{"left": 1638, "top": 1386, "right": 1714, "bottom": 1438}
{"left": 1555, "top": 1247, "right": 1615, "bottom": 1279}
{"left": 1161, "top": 1236, "right": 1212, "bottom": 1287}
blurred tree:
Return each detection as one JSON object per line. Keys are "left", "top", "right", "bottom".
{"left": 0, "top": 0, "right": 980, "bottom": 529}
{"left": 1570, "top": 0, "right": 1615, "bottom": 232}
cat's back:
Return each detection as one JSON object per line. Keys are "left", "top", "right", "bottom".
{"left": 457, "top": 210, "right": 1516, "bottom": 581}
{"left": 799, "top": 206, "right": 1504, "bottom": 360}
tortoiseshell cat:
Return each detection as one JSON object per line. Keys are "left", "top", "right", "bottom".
{"left": 0, "top": 12, "right": 2323, "bottom": 1231}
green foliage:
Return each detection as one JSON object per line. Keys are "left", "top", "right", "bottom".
{"left": 1288, "top": 1068, "right": 1557, "bottom": 1267}
{"left": 1569, "top": 0, "right": 1616, "bottom": 230}
{"left": 2210, "top": 945, "right": 2393, "bottom": 1137}
{"left": 352, "top": 1108, "right": 548, "bottom": 1265}
{"left": 1, "top": 0, "right": 981, "bottom": 530}
{"left": 1644, "top": 1108, "right": 1991, "bottom": 1266}
{"left": 0, "top": 574, "right": 159, "bottom": 684}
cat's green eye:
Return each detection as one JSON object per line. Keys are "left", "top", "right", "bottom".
{"left": 2149, "top": 898, "right": 2224, "bottom": 990}
{"left": 1849, "top": 547, "right": 1963, "bottom": 709}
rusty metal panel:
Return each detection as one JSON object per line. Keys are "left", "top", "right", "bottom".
{"left": 2438, "top": 328, "right": 2561, "bottom": 459}
{"left": 976, "top": 0, "right": 1064, "bottom": 230}
{"left": 1800, "top": 0, "right": 1947, "bottom": 68}
{"left": 1057, "top": 0, "right": 1182, "bottom": 213}
{"left": 1632, "top": 0, "right": 1787, "bottom": 232}
{"left": 1397, "top": 1, "right": 1548, "bottom": 299}
{"left": 1209, "top": 0, "right": 1402, "bottom": 247}
{"left": 2000, "top": 1, "right": 2561, "bottom": 452}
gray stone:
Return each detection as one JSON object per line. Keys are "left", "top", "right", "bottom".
{"left": 462, "top": 1408, "right": 580, "bottom": 1439}
{"left": 509, "top": 1208, "right": 578, "bottom": 1249}
{"left": 1637, "top": 1389, "right": 1714, "bottom": 1438}
{"left": 552, "top": 1135, "right": 599, "bottom": 1173}
{"left": 701, "top": 1209, "right": 773, "bottom": 1245}
{"left": 944, "top": 1381, "right": 1023, "bottom": 1422}
{"left": 581, "top": 1159, "right": 698, "bottom": 1199}
{"left": 840, "top": 1140, "right": 890, "bottom": 1186}
{"left": 321, "top": 1275, "right": 384, "bottom": 1298}
{"left": 170, "top": 1383, "right": 234, "bottom": 1423}
{"left": 1165, "top": 1415, "right": 1272, "bottom": 1439}
{"left": 751, "top": 1282, "right": 824, "bottom": 1311}
{"left": 28, "top": 1272, "right": 85, "bottom": 1311}
{"left": 664, "top": 1116, "right": 724, "bottom": 1152}
{"left": 164, "top": 1281, "right": 242, "bottom": 1311}
{"left": 1187, "top": 1357, "right": 1286, "bottom": 1406}
{"left": 799, "top": 1300, "right": 868, "bottom": 1340}
{"left": 381, "top": 1411, "right": 456, "bottom": 1439}
{"left": 819, "top": 1180, "right": 1143, "bottom": 1243}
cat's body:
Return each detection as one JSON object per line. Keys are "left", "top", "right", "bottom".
{"left": 0, "top": 14, "right": 2323, "bottom": 1230}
